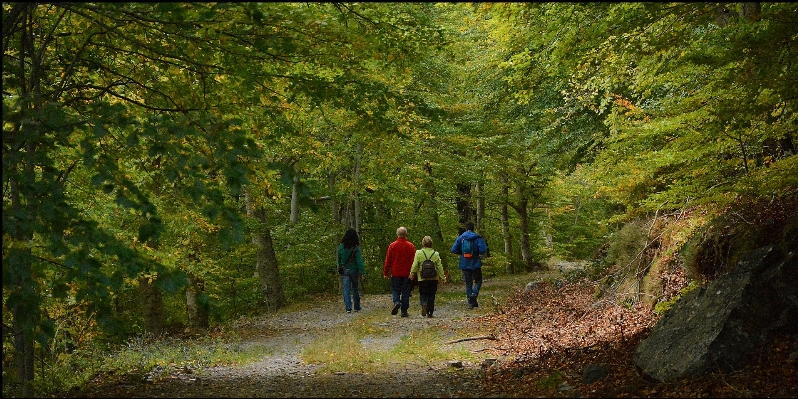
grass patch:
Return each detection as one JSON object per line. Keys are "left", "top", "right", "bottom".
{"left": 22, "top": 333, "right": 272, "bottom": 397}
{"left": 301, "top": 323, "right": 479, "bottom": 373}
{"left": 102, "top": 335, "right": 273, "bottom": 378}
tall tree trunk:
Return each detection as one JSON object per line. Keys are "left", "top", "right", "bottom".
{"left": 515, "top": 197, "right": 533, "bottom": 271}
{"left": 353, "top": 142, "right": 363, "bottom": 232}
{"left": 329, "top": 173, "right": 340, "bottom": 223}
{"left": 500, "top": 173, "right": 514, "bottom": 271}
{"left": 245, "top": 189, "right": 286, "bottom": 312}
{"left": 186, "top": 272, "right": 208, "bottom": 331}
{"left": 740, "top": 2, "right": 761, "bottom": 22}
{"left": 290, "top": 173, "right": 300, "bottom": 225}
{"left": 252, "top": 224, "right": 286, "bottom": 311}
{"left": 475, "top": 182, "right": 485, "bottom": 232}
{"left": 10, "top": 154, "right": 36, "bottom": 395}
{"left": 456, "top": 183, "right": 474, "bottom": 226}
{"left": 509, "top": 180, "right": 534, "bottom": 272}
{"left": 422, "top": 163, "right": 448, "bottom": 270}
{"left": 8, "top": 6, "right": 39, "bottom": 392}
{"left": 139, "top": 276, "right": 166, "bottom": 336}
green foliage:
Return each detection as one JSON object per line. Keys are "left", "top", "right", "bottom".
{"left": 605, "top": 219, "right": 650, "bottom": 275}
{"left": 4, "top": 2, "right": 797, "bottom": 394}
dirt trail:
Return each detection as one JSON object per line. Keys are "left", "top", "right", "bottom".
{"left": 69, "top": 274, "right": 538, "bottom": 398}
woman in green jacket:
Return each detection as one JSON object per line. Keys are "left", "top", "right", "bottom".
{"left": 409, "top": 236, "right": 446, "bottom": 318}
{"left": 337, "top": 228, "right": 366, "bottom": 313}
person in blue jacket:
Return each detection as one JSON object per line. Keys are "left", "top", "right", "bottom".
{"left": 450, "top": 222, "right": 488, "bottom": 309}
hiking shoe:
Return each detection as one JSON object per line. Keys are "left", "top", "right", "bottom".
{"left": 468, "top": 304, "right": 474, "bottom": 309}
{"left": 346, "top": 310, "right": 352, "bottom": 313}
{"left": 427, "top": 312, "right": 433, "bottom": 318}
{"left": 354, "top": 309, "right": 361, "bottom": 312}
{"left": 401, "top": 312, "right": 409, "bottom": 317}
{"left": 391, "top": 302, "right": 400, "bottom": 315}
{"left": 421, "top": 304, "right": 427, "bottom": 317}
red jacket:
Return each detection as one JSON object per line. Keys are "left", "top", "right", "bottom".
{"left": 383, "top": 237, "right": 416, "bottom": 278}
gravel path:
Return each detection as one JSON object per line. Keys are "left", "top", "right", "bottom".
{"left": 70, "top": 278, "right": 526, "bottom": 398}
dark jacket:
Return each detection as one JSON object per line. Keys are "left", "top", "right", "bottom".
{"left": 337, "top": 244, "right": 365, "bottom": 275}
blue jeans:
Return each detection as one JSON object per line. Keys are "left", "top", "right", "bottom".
{"left": 342, "top": 269, "right": 361, "bottom": 312}
{"left": 462, "top": 268, "right": 482, "bottom": 305}
{"left": 390, "top": 276, "right": 412, "bottom": 313}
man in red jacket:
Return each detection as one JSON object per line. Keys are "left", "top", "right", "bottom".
{"left": 383, "top": 226, "right": 416, "bottom": 317}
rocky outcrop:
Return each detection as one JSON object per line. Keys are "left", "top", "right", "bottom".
{"left": 633, "top": 245, "right": 797, "bottom": 382}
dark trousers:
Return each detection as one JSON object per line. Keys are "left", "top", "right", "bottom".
{"left": 390, "top": 276, "right": 412, "bottom": 313}
{"left": 418, "top": 280, "right": 439, "bottom": 315}
{"left": 462, "top": 268, "right": 482, "bottom": 305}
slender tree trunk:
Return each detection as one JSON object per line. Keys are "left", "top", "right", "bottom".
{"left": 475, "top": 182, "right": 485, "bottom": 232}
{"left": 9, "top": 6, "right": 39, "bottom": 392}
{"left": 253, "top": 224, "right": 286, "bottom": 311}
{"left": 516, "top": 197, "right": 533, "bottom": 271}
{"left": 456, "top": 183, "right": 474, "bottom": 226}
{"left": 139, "top": 276, "right": 166, "bottom": 336}
{"left": 329, "top": 173, "right": 340, "bottom": 223}
{"left": 509, "top": 183, "right": 534, "bottom": 272}
{"left": 353, "top": 142, "right": 363, "bottom": 232}
{"left": 10, "top": 161, "right": 36, "bottom": 394}
{"left": 422, "top": 163, "right": 448, "bottom": 270}
{"left": 245, "top": 189, "right": 286, "bottom": 312}
{"left": 290, "top": 173, "right": 300, "bottom": 225}
{"left": 186, "top": 272, "right": 208, "bottom": 330}
{"left": 500, "top": 173, "right": 513, "bottom": 271}
{"left": 740, "top": 2, "right": 761, "bottom": 22}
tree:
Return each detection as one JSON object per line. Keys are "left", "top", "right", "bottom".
{"left": 3, "top": 3, "right": 450, "bottom": 391}
{"left": 2, "top": 3, "right": 257, "bottom": 391}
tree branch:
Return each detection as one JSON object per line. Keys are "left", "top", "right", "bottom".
{"left": 445, "top": 335, "right": 497, "bottom": 344}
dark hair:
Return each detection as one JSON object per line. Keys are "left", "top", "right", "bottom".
{"left": 465, "top": 222, "right": 475, "bottom": 231}
{"left": 342, "top": 228, "right": 360, "bottom": 249}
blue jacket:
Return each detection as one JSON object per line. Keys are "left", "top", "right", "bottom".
{"left": 450, "top": 230, "right": 487, "bottom": 270}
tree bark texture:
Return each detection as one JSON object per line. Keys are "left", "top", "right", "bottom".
{"left": 186, "top": 272, "right": 209, "bottom": 330}
{"left": 252, "top": 222, "right": 287, "bottom": 312}
{"left": 245, "top": 190, "right": 287, "bottom": 312}
{"left": 500, "top": 173, "right": 514, "bottom": 270}
{"left": 139, "top": 276, "right": 166, "bottom": 336}
{"left": 290, "top": 173, "right": 300, "bottom": 225}
{"left": 456, "top": 183, "right": 475, "bottom": 226}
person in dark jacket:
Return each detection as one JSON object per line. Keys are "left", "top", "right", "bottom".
{"left": 450, "top": 222, "right": 488, "bottom": 309}
{"left": 338, "top": 228, "right": 365, "bottom": 313}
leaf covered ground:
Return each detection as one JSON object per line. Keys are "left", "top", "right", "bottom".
{"left": 476, "top": 280, "right": 798, "bottom": 398}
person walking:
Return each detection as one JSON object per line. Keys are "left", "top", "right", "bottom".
{"left": 383, "top": 226, "right": 416, "bottom": 317}
{"left": 450, "top": 222, "right": 488, "bottom": 309}
{"left": 409, "top": 236, "right": 446, "bottom": 318}
{"left": 338, "top": 228, "right": 365, "bottom": 314}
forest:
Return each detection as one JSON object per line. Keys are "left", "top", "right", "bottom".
{"left": 3, "top": 2, "right": 797, "bottom": 397}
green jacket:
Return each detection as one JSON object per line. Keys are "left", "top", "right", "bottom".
{"left": 409, "top": 248, "right": 445, "bottom": 282}
{"left": 337, "top": 244, "right": 365, "bottom": 275}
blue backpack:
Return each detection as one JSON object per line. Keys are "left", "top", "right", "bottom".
{"left": 461, "top": 237, "right": 478, "bottom": 258}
